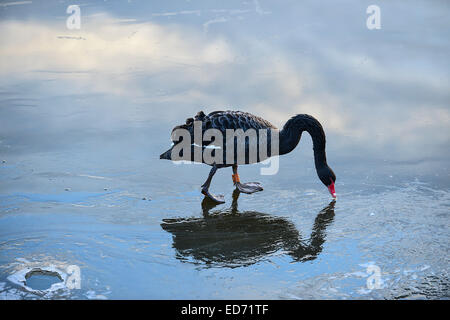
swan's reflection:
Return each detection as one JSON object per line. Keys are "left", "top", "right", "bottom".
{"left": 161, "top": 190, "right": 335, "bottom": 267}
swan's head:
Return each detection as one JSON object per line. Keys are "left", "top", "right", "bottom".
{"left": 317, "top": 165, "right": 337, "bottom": 199}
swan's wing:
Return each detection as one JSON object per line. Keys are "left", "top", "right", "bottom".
{"left": 203, "top": 110, "right": 277, "bottom": 132}
{"left": 170, "top": 110, "right": 276, "bottom": 148}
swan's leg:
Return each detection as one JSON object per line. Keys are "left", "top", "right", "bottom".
{"left": 232, "top": 165, "right": 263, "bottom": 194}
{"left": 201, "top": 165, "right": 225, "bottom": 203}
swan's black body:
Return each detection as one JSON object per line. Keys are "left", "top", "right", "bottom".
{"left": 174, "top": 110, "right": 276, "bottom": 136}
{"left": 160, "top": 110, "right": 336, "bottom": 203}
{"left": 162, "top": 110, "right": 277, "bottom": 165}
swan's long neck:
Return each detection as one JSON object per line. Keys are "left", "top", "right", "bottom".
{"left": 279, "top": 114, "right": 328, "bottom": 169}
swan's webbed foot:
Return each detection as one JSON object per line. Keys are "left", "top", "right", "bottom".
{"left": 201, "top": 187, "right": 225, "bottom": 203}
{"left": 235, "top": 181, "right": 263, "bottom": 194}
{"left": 200, "top": 165, "right": 225, "bottom": 203}
{"left": 232, "top": 170, "right": 263, "bottom": 194}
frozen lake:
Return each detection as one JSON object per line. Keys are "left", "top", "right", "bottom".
{"left": 0, "top": 0, "right": 449, "bottom": 299}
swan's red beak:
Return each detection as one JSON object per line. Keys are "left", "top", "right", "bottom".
{"left": 327, "top": 182, "right": 337, "bottom": 199}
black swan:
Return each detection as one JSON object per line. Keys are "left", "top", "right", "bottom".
{"left": 160, "top": 110, "right": 336, "bottom": 203}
